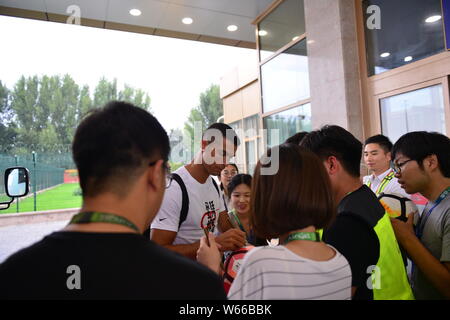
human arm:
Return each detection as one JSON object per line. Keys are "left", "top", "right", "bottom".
{"left": 390, "top": 212, "right": 450, "bottom": 299}
{"left": 196, "top": 232, "right": 221, "bottom": 274}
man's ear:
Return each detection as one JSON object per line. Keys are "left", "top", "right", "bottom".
{"left": 326, "top": 156, "right": 339, "bottom": 176}
{"left": 424, "top": 154, "right": 439, "bottom": 172}
{"left": 147, "top": 160, "right": 164, "bottom": 190}
{"left": 386, "top": 151, "right": 392, "bottom": 161}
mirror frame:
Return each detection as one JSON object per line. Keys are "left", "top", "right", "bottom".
{"left": 5, "top": 167, "right": 30, "bottom": 198}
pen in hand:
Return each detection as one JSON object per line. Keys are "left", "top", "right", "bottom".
{"left": 203, "top": 228, "right": 210, "bottom": 247}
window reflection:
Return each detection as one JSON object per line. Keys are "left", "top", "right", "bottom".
{"left": 380, "top": 84, "right": 446, "bottom": 143}
{"left": 261, "top": 39, "right": 309, "bottom": 113}
{"left": 263, "top": 103, "right": 312, "bottom": 148}
{"left": 363, "top": 0, "right": 445, "bottom": 76}
{"left": 258, "top": 0, "right": 306, "bottom": 61}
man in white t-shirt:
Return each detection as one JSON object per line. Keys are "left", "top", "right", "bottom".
{"left": 151, "top": 123, "right": 246, "bottom": 259}
{"left": 363, "top": 134, "right": 410, "bottom": 198}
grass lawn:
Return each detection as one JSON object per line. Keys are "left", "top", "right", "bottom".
{"left": 1, "top": 183, "right": 82, "bottom": 214}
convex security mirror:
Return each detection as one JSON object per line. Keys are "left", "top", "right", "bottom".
{"left": 1, "top": 167, "right": 30, "bottom": 210}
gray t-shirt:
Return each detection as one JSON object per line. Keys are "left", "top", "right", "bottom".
{"left": 412, "top": 192, "right": 450, "bottom": 300}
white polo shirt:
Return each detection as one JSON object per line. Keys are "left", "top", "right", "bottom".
{"left": 363, "top": 168, "right": 410, "bottom": 198}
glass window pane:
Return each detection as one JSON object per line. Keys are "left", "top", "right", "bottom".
{"left": 261, "top": 39, "right": 309, "bottom": 113}
{"left": 363, "top": 0, "right": 445, "bottom": 76}
{"left": 380, "top": 84, "right": 446, "bottom": 143}
{"left": 228, "top": 120, "right": 245, "bottom": 173}
{"left": 263, "top": 103, "right": 312, "bottom": 148}
{"left": 245, "top": 140, "right": 256, "bottom": 175}
{"left": 243, "top": 115, "right": 259, "bottom": 139}
{"left": 258, "top": 0, "right": 306, "bottom": 61}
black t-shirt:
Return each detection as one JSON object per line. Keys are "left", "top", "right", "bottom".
{"left": 0, "top": 231, "right": 226, "bottom": 300}
{"left": 323, "top": 185, "right": 384, "bottom": 300}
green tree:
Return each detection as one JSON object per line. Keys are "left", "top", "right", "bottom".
{"left": 0, "top": 80, "right": 16, "bottom": 152}
{"left": 10, "top": 75, "right": 40, "bottom": 149}
{"left": 93, "top": 77, "right": 117, "bottom": 108}
{"left": 184, "top": 84, "right": 223, "bottom": 153}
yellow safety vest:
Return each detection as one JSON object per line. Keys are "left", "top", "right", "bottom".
{"left": 317, "top": 212, "right": 414, "bottom": 300}
{"left": 366, "top": 170, "right": 395, "bottom": 196}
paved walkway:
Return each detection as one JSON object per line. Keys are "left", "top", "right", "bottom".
{"left": 0, "top": 220, "right": 68, "bottom": 263}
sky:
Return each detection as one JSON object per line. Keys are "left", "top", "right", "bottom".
{"left": 0, "top": 15, "right": 256, "bottom": 131}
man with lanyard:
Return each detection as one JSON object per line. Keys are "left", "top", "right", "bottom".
{"left": 390, "top": 131, "right": 450, "bottom": 300}
{"left": 301, "top": 125, "right": 414, "bottom": 300}
{"left": 363, "top": 134, "right": 410, "bottom": 198}
{"left": 0, "top": 101, "right": 226, "bottom": 299}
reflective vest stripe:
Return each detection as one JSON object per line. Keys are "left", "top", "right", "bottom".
{"left": 366, "top": 171, "right": 395, "bottom": 196}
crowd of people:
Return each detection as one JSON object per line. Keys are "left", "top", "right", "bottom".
{"left": 0, "top": 100, "right": 448, "bottom": 300}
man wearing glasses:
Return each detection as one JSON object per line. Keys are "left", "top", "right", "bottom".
{"left": 151, "top": 123, "right": 246, "bottom": 259}
{"left": 390, "top": 131, "right": 450, "bottom": 300}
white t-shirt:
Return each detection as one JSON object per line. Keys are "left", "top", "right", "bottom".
{"left": 227, "top": 245, "right": 352, "bottom": 300}
{"left": 151, "top": 166, "right": 225, "bottom": 245}
{"left": 363, "top": 168, "right": 410, "bottom": 198}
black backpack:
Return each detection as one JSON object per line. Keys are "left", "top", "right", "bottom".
{"left": 143, "top": 173, "right": 220, "bottom": 238}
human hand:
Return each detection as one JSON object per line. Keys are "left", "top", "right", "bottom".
{"left": 196, "top": 232, "right": 221, "bottom": 274}
{"left": 390, "top": 211, "right": 417, "bottom": 245}
{"left": 215, "top": 228, "right": 246, "bottom": 252}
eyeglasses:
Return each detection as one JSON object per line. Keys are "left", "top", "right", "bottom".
{"left": 149, "top": 160, "right": 173, "bottom": 189}
{"left": 390, "top": 159, "right": 414, "bottom": 174}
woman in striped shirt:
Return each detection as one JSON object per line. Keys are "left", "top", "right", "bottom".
{"left": 197, "top": 144, "right": 352, "bottom": 300}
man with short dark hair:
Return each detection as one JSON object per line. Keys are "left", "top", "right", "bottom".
{"left": 151, "top": 123, "right": 246, "bottom": 259}
{"left": 390, "top": 131, "right": 450, "bottom": 299}
{"left": 363, "top": 134, "right": 409, "bottom": 198}
{"left": 0, "top": 101, "right": 226, "bottom": 299}
{"left": 301, "top": 125, "right": 413, "bottom": 300}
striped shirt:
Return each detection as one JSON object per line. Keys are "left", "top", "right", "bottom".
{"left": 227, "top": 245, "right": 352, "bottom": 300}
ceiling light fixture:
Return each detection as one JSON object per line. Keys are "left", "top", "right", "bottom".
{"left": 227, "top": 25, "right": 238, "bottom": 32}
{"left": 380, "top": 52, "right": 390, "bottom": 58}
{"left": 129, "top": 9, "right": 141, "bottom": 16}
{"left": 259, "top": 30, "right": 268, "bottom": 36}
{"left": 182, "top": 17, "right": 193, "bottom": 24}
{"left": 404, "top": 56, "right": 413, "bottom": 62}
{"left": 425, "top": 15, "right": 441, "bottom": 23}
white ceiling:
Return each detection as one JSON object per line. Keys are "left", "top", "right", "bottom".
{"left": 0, "top": 0, "right": 274, "bottom": 44}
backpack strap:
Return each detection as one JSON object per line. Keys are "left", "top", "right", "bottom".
{"left": 211, "top": 177, "right": 220, "bottom": 197}
{"left": 171, "top": 173, "right": 190, "bottom": 230}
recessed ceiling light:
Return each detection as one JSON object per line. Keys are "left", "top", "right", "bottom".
{"left": 380, "top": 52, "right": 390, "bottom": 58}
{"left": 425, "top": 15, "right": 441, "bottom": 23}
{"left": 182, "top": 17, "right": 193, "bottom": 25}
{"left": 227, "top": 25, "right": 238, "bottom": 32}
{"left": 259, "top": 30, "right": 268, "bottom": 36}
{"left": 404, "top": 56, "right": 413, "bottom": 62}
{"left": 129, "top": 9, "right": 141, "bottom": 16}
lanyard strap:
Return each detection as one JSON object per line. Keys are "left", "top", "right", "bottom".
{"left": 69, "top": 211, "right": 140, "bottom": 233}
{"left": 229, "top": 209, "right": 246, "bottom": 233}
{"left": 284, "top": 231, "right": 321, "bottom": 244}
{"left": 416, "top": 187, "right": 450, "bottom": 239}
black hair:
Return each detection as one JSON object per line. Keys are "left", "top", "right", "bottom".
{"left": 300, "top": 125, "right": 362, "bottom": 178}
{"left": 227, "top": 174, "right": 252, "bottom": 196}
{"left": 202, "top": 123, "right": 240, "bottom": 147}
{"left": 364, "top": 134, "right": 393, "bottom": 153}
{"left": 72, "top": 101, "right": 170, "bottom": 197}
{"left": 392, "top": 131, "right": 450, "bottom": 177}
{"left": 285, "top": 131, "right": 309, "bottom": 145}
